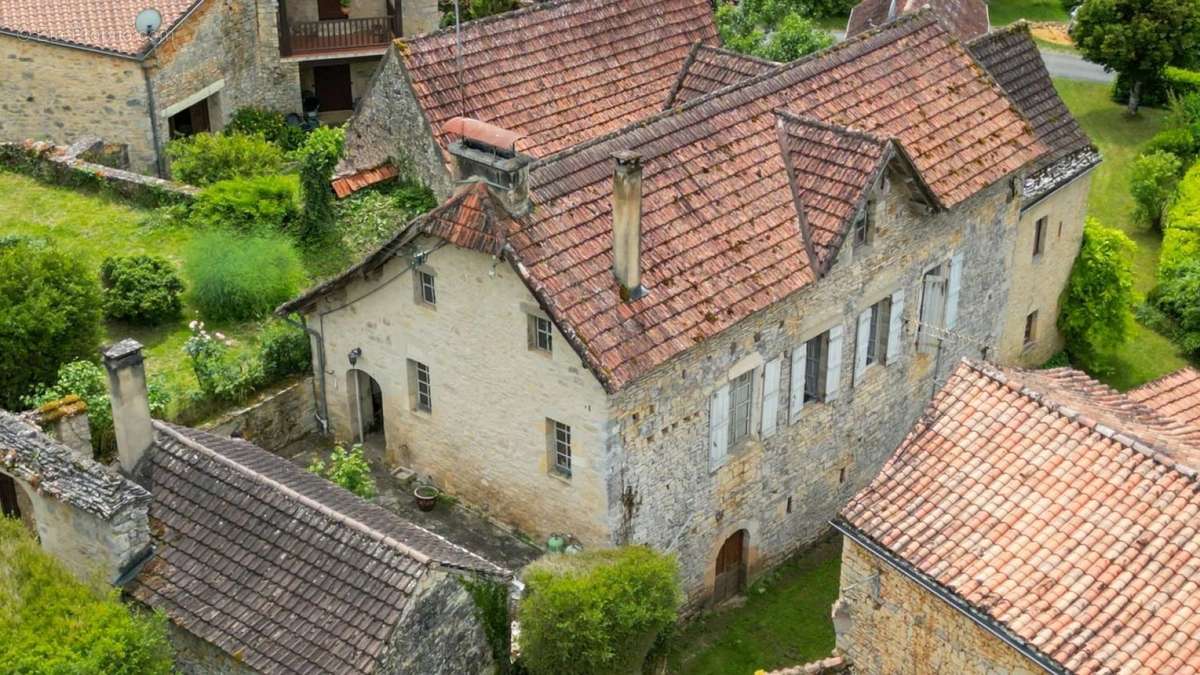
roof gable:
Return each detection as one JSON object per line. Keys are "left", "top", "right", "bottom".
{"left": 665, "top": 43, "right": 780, "bottom": 109}
{"left": 0, "top": 0, "right": 200, "bottom": 57}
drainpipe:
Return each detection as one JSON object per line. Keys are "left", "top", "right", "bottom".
{"left": 283, "top": 313, "right": 330, "bottom": 433}
{"left": 140, "top": 59, "right": 167, "bottom": 178}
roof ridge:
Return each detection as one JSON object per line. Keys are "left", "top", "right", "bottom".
{"left": 774, "top": 109, "right": 890, "bottom": 146}
{"left": 693, "top": 42, "right": 782, "bottom": 67}
{"left": 960, "top": 360, "right": 1199, "bottom": 482}
{"left": 153, "top": 422, "right": 506, "bottom": 575}
{"left": 967, "top": 19, "right": 1032, "bottom": 45}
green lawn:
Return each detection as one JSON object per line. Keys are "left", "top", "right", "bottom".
{"left": 1052, "top": 79, "right": 1192, "bottom": 390}
{"left": 667, "top": 537, "right": 841, "bottom": 675}
{"left": 988, "top": 0, "right": 1069, "bottom": 25}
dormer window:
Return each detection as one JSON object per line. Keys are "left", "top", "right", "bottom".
{"left": 853, "top": 201, "right": 875, "bottom": 246}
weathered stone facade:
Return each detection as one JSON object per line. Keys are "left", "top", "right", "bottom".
{"left": 205, "top": 376, "right": 318, "bottom": 452}
{"left": 379, "top": 572, "right": 496, "bottom": 674}
{"left": 834, "top": 538, "right": 1039, "bottom": 675}
{"left": 998, "top": 172, "right": 1093, "bottom": 366}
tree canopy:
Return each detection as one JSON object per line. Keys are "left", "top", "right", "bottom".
{"left": 716, "top": 0, "right": 834, "bottom": 63}
{"left": 1058, "top": 218, "right": 1136, "bottom": 369}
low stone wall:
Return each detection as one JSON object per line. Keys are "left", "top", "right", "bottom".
{"left": 0, "top": 138, "right": 197, "bottom": 208}
{"left": 204, "top": 377, "right": 318, "bottom": 454}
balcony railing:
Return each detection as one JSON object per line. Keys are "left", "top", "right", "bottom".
{"left": 279, "top": 13, "right": 401, "bottom": 57}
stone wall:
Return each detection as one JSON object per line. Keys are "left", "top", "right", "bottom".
{"left": 834, "top": 538, "right": 1039, "bottom": 675}
{"left": 378, "top": 571, "right": 495, "bottom": 674}
{"left": 308, "top": 235, "right": 613, "bottom": 547}
{"left": 998, "top": 173, "right": 1092, "bottom": 366}
{"left": 609, "top": 173, "right": 1020, "bottom": 603}
{"left": 205, "top": 377, "right": 318, "bottom": 452}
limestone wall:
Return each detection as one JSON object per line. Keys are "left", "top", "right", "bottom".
{"left": 379, "top": 571, "right": 495, "bottom": 674}
{"left": 0, "top": 140, "right": 198, "bottom": 207}
{"left": 309, "top": 236, "right": 613, "bottom": 546}
{"left": 609, "top": 174, "right": 1020, "bottom": 602}
{"left": 205, "top": 377, "right": 318, "bottom": 452}
{"left": 998, "top": 173, "right": 1092, "bottom": 366}
{"left": 835, "top": 538, "right": 1039, "bottom": 675}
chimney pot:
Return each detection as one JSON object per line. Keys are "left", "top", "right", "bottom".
{"left": 444, "top": 117, "right": 533, "bottom": 216}
{"left": 102, "top": 339, "right": 154, "bottom": 475}
{"left": 612, "top": 151, "right": 646, "bottom": 301}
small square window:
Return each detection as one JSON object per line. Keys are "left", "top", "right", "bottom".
{"left": 728, "top": 370, "right": 754, "bottom": 448}
{"left": 528, "top": 314, "right": 553, "bottom": 353}
{"left": 866, "top": 298, "right": 892, "bottom": 367}
{"left": 408, "top": 360, "right": 432, "bottom": 412}
{"left": 1024, "top": 311, "right": 1038, "bottom": 347}
{"left": 804, "top": 332, "right": 828, "bottom": 403}
{"left": 549, "top": 419, "right": 571, "bottom": 478}
{"left": 1033, "top": 217, "right": 1048, "bottom": 257}
{"left": 415, "top": 269, "right": 437, "bottom": 306}
{"left": 853, "top": 203, "right": 875, "bottom": 247}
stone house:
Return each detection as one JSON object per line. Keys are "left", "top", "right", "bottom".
{"left": 834, "top": 360, "right": 1200, "bottom": 674}
{"left": 1, "top": 338, "right": 507, "bottom": 674}
{"left": 279, "top": 11, "right": 1094, "bottom": 604}
{"left": 0, "top": 0, "right": 437, "bottom": 177}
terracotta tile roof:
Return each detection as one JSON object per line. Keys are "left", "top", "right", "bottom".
{"left": 839, "top": 360, "right": 1200, "bottom": 675}
{"left": 395, "top": 0, "right": 717, "bottom": 157}
{"left": 332, "top": 164, "right": 400, "bottom": 199}
{"left": 847, "top": 0, "right": 989, "bottom": 41}
{"left": 968, "top": 23, "right": 1095, "bottom": 169}
{"left": 665, "top": 43, "right": 779, "bottom": 108}
{"left": 0, "top": 0, "right": 200, "bottom": 57}
{"left": 1130, "top": 368, "right": 1200, "bottom": 433}
{"left": 129, "top": 422, "right": 505, "bottom": 675}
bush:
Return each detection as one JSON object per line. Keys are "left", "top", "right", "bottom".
{"left": 1142, "top": 128, "right": 1197, "bottom": 167}
{"left": 1057, "top": 218, "right": 1135, "bottom": 370}
{"left": 1129, "top": 150, "right": 1182, "bottom": 229}
{"left": 295, "top": 126, "right": 345, "bottom": 244}
{"left": 166, "top": 132, "right": 285, "bottom": 186}
{"left": 308, "top": 443, "right": 376, "bottom": 498}
{"left": 1166, "top": 91, "right": 1200, "bottom": 132}
{"left": 0, "top": 241, "right": 103, "bottom": 410}
{"left": 226, "top": 107, "right": 307, "bottom": 151}
{"left": 519, "top": 547, "right": 680, "bottom": 675}
{"left": 1165, "top": 66, "right": 1200, "bottom": 98}
{"left": 184, "top": 322, "right": 264, "bottom": 403}
{"left": 184, "top": 231, "right": 305, "bottom": 322}
{"left": 99, "top": 255, "right": 184, "bottom": 325}
{"left": 1151, "top": 260, "right": 1200, "bottom": 355}
{"left": 0, "top": 518, "right": 174, "bottom": 674}
{"left": 439, "top": 0, "right": 519, "bottom": 26}
{"left": 1161, "top": 163, "right": 1200, "bottom": 274}
{"left": 716, "top": 0, "right": 833, "bottom": 63}
{"left": 335, "top": 181, "right": 438, "bottom": 253}
{"left": 190, "top": 174, "right": 301, "bottom": 234}
{"left": 259, "top": 317, "right": 312, "bottom": 381}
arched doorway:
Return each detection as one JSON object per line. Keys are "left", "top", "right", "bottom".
{"left": 713, "top": 529, "right": 748, "bottom": 604}
{"left": 348, "top": 369, "right": 385, "bottom": 449}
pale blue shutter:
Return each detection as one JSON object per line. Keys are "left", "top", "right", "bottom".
{"left": 946, "top": 252, "right": 964, "bottom": 329}
{"left": 789, "top": 343, "right": 807, "bottom": 422}
{"left": 854, "top": 309, "right": 871, "bottom": 385}
{"left": 826, "top": 325, "right": 843, "bottom": 402}
{"left": 709, "top": 384, "right": 729, "bottom": 467}
{"left": 886, "top": 289, "right": 905, "bottom": 364}
{"left": 761, "top": 358, "right": 781, "bottom": 437}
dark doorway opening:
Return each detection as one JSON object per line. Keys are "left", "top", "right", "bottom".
{"left": 349, "top": 369, "right": 385, "bottom": 449}
{"left": 713, "top": 529, "right": 747, "bottom": 604}
{"left": 313, "top": 64, "right": 354, "bottom": 112}
{"left": 318, "top": 0, "right": 349, "bottom": 20}
{"left": 167, "top": 98, "right": 212, "bottom": 139}
{"left": 1, "top": 474, "right": 20, "bottom": 519}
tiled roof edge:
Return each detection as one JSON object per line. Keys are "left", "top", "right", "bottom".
{"left": 0, "top": 0, "right": 205, "bottom": 59}
{"left": 1131, "top": 366, "right": 1200, "bottom": 398}
{"left": 397, "top": 0, "right": 592, "bottom": 49}
{"left": 773, "top": 115, "right": 824, "bottom": 279}
{"left": 663, "top": 41, "right": 705, "bottom": 110}
{"left": 966, "top": 18, "right": 1032, "bottom": 45}
{"left": 962, "top": 360, "right": 1200, "bottom": 482}
{"left": 832, "top": 518, "right": 1067, "bottom": 675}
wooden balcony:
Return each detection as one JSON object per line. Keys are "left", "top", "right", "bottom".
{"left": 279, "top": 5, "right": 401, "bottom": 57}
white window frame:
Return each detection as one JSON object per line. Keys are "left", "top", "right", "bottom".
{"left": 549, "top": 419, "right": 572, "bottom": 478}
{"left": 414, "top": 267, "right": 437, "bottom": 307}
{"left": 728, "top": 370, "right": 754, "bottom": 448}
{"left": 761, "top": 357, "right": 781, "bottom": 437}
{"left": 408, "top": 359, "right": 432, "bottom": 413}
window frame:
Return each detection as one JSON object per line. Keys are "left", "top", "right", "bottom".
{"left": 728, "top": 369, "right": 754, "bottom": 449}
{"left": 1033, "top": 216, "right": 1048, "bottom": 257}
{"left": 549, "top": 419, "right": 572, "bottom": 478}
{"left": 414, "top": 267, "right": 437, "bottom": 307}
{"left": 917, "top": 262, "right": 950, "bottom": 352}
{"left": 408, "top": 359, "right": 432, "bottom": 413}
{"left": 853, "top": 200, "right": 875, "bottom": 247}
{"left": 865, "top": 298, "right": 891, "bottom": 367}
{"left": 803, "top": 332, "right": 828, "bottom": 403}
{"left": 1024, "top": 310, "right": 1039, "bottom": 347}
{"left": 528, "top": 314, "right": 553, "bottom": 353}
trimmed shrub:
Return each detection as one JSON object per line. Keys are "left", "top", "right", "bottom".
{"left": 519, "top": 547, "right": 681, "bottom": 675}
{"left": 1151, "top": 260, "right": 1200, "bottom": 355}
{"left": 226, "top": 107, "right": 307, "bottom": 151}
{"left": 259, "top": 317, "right": 312, "bottom": 381}
{"left": 1057, "top": 218, "right": 1135, "bottom": 371}
{"left": 0, "top": 518, "right": 174, "bottom": 674}
{"left": 1129, "top": 150, "right": 1182, "bottom": 229}
{"left": 166, "top": 132, "right": 285, "bottom": 186}
{"left": 184, "top": 231, "right": 305, "bottom": 321}
{"left": 1165, "top": 66, "right": 1200, "bottom": 98}
{"left": 99, "top": 255, "right": 184, "bottom": 325}
{"left": 295, "top": 126, "right": 345, "bottom": 244}
{"left": 1142, "top": 128, "right": 1197, "bottom": 167}
{"left": 0, "top": 241, "right": 103, "bottom": 410}
{"left": 190, "top": 174, "right": 301, "bottom": 233}
{"left": 1166, "top": 91, "right": 1200, "bottom": 131}
{"left": 1161, "top": 163, "right": 1200, "bottom": 274}
{"left": 308, "top": 444, "right": 376, "bottom": 498}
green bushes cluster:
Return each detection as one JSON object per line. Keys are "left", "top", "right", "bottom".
{"left": 190, "top": 174, "right": 301, "bottom": 233}
{"left": 183, "top": 322, "right": 264, "bottom": 404}
{"left": 715, "top": 0, "right": 833, "bottom": 62}
{"left": 0, "top": 518, "right": 174, "bottom": 674}
{"left": 1142, "top": 128, "right": 1197, "bottom": 167}
{"left": 439, "top": 0, "right": 519, "bottom": 26}
{"left": 166, "top": 132, "right": 285, "bottom": 186}
{"left": 259, "top": 317, "right": 312, "bottom": 380}
{"left": 183, "top": 231, "right": 304, "bottom": 322}
{"left": 518, "top": 547, "right": 680, "bottom": 675}
{"left": 295, "top": 126, "right": 346, "bottom": 243}
{"left": 1165, "top": 66, "right": 1200, "bottom": 98}
{"left": 1058, "top": 219, "right": 1135, "bottom": 371}
{"left": 226, "top": 107, "right": 307, "bottom": 151}
{"left": 1152, "top": 163, "right": 1200, "bottom": 355}
{"left": 0, "top": 241, "right": 103, "bottom": 410}
{"left": 1129, "top": 150, "right": 1182, "bottom": 229}
{"left": 308, "top": 444, "right": 376, "bottom": 498}
{"left": 100, "top": 255, "right": 184, "bottom": 325}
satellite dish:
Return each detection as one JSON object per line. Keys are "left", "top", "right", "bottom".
{"left": 135, "top": 8, "right": 163, "bottom": 37}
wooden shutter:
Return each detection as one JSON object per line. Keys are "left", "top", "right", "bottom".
{"left": 709, "top": 384, "right": 730, "bottom": 467}
{"left": 946, "top": 252, "right": 964, "bottom": 329}
{"left": 826, "top": 325, "right": 843, "bottom": 401}
{"left": 854, "top": 309, "right": 871, "bottom": 385}
{"left": 886, "top": 289, "right": 905, "bottom": 364}
{"left": 789, "top": 343, "right": 807, "bottom": 421}
{"left": 761, "top": 357, "right": 781, "bottom": 437}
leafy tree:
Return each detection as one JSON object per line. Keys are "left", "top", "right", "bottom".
{"left": 1130, "top": 150, "right": 1182, "bottom": 229}
{"left": 0, "top": 518, "right": 173, "bottom": 674}
{"left": 308, "top": 443, "right": 376, "bottom": 498}
{"left": 100, "top": 255, "right": 185, "bottom": 325}
{"left": 518, "top": 547, "right": 681, "bottom": 675}
{"left": 1071, "top": 0, "right": 1200, "bottom": 115}
{"left": 716, "top": 0, "right": 833, "bottom": 62}
{"left": 165, "top": 132, "right": 285, "bottom": 186}
{"left": 294, "top": 126, "right": 346, "bottom": 244}
{"left": 1057, "top": 218, "right": 1136, "bottom": 370}
{"left": 439, "top": 0, "right": 519, "bottom": 27}
{"left": 0, "top": 240, "right": 103, "bottom": 410}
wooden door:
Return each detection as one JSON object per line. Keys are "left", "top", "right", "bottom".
{"left": 713, "top": 530, "right": 746, "bottom": 604}
{"left": 0, "top": 474, "right": 20, "bottom": 519}
{"left": 313, "top": 64, "right": 354, "bottom": 112}
{"left": 318, "top": 0, "right": 348, "bottom": 20}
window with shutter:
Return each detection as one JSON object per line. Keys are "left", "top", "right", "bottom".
{"left": 761, "top": 358, "right": 781, "bottom": 437}
{"left": 918, "top": 264, "right": 948, "bottom": 352}
{"left": 789, "top": 343, "right": 807, "bottom": 420}
{"left": 728, "top": 371, "right": 754, "bottom": 447}
{"left": 946, "top": 252, "right": 963, "bottom": 329}
{"left": 886, "top": 290, "right": 904, "bottom": 364}
{"left": 854, "top": 309, "right": 871, "bottom": 384}
{"left": 709, "top": 385, "right": 730, "bottom": 467}
{"left": 826, "top": 325, "right": 843, "bottom": 401}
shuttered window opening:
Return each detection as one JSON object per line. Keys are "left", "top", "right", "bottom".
{"left": 761, "top": 358, "right": 781, "bottom": 438}
{"left": 729, "top": 370, "right": 754, "bottom": 447}
{"left": 855, "top": 289, "right": 905, "bottom": 385}
{"left": 917, "top": 252, "right": 963, "bottom": 352}
{"left": 789, "top": 325, "right": 842, "bottom": 423}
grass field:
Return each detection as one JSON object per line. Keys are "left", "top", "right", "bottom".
{"left": 988, "top": 0, "right": 1070, "bottom": 25}
{"left": 667, "top": 537, "right": 841, "bottom": 675}
{"left": 1052, "top": 79, "right": 1191, "bottom": 390}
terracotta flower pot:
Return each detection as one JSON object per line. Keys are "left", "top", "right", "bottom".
{"left": 414, "top": 485, "right": 439, "bottom": 512}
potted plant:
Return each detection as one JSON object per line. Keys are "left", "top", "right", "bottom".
{"left": 413, "top": 484, "right": 439, "bottom": 511}
{"left": 339, "top": 0, "right": 351, "bottom": 15}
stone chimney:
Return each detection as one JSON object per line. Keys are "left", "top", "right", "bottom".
{"left": 443, "top": 117, "right": 533, "bottom": 216}
{"left": 31, "top": 395, "right": 92, "bottom": 459}
{"left": 102, "top": 339, "right": 154, "bottom": 475}
{"left": 612, "top": 151, "right": 646, "bottom": 301}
